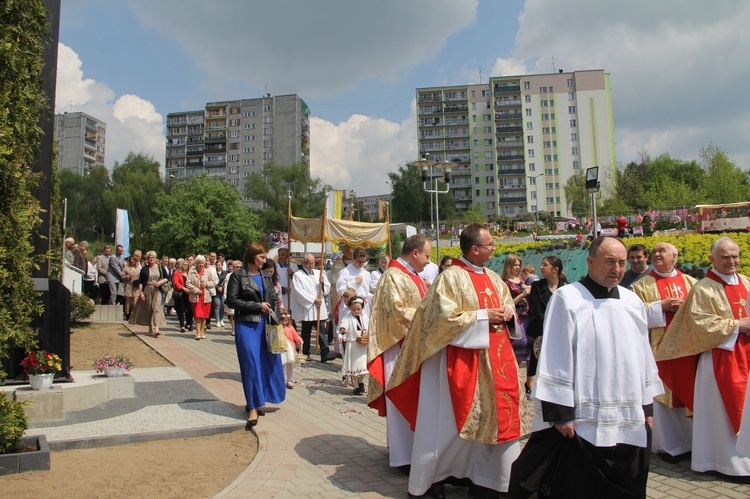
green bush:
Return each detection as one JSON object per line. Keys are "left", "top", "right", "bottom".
{"left": 0, "top": 393, "right": 28, "bottom": 454}
{"left": 70, "top": 293, "right": 94, "bottom": 323}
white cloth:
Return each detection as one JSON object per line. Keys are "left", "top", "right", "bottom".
{"left": 280, "top": 338, "right": 297, "bottom": 365}
{"left": 339, "top": 312, "right": 369, "bottom": 376}
{"left": 336, "top": 263, "right": 373, "bottom": 314}
{"left": 652, "top": 402, "right": 693, "bottom": 456}
{"left": 418, "top": 261, "right": 439, "bottom": 286}
{"left": 532, "top": 282, "right": 663, "bottom": 448}
{"left": 383, "top": 343, "right": 413, "bottom": 467}
{"left": 409, "top": 345, "right": 520, "bottom": 495}
{"left": 277, "top": 261, "right": 298, "bottom": 310}
{"left": 370, "top": 268, "right": 385, "bottom": 293}
{"left": 693, "top": 351, "right": 750, "bottom": 475}
{"left": 291, "top": 268, "right": 330, "bottom": 322}
{"left": 738, "top": 380, "right": 750, "bottom": 457}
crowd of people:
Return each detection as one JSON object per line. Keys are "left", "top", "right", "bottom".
{"left": 67, "top": 227, "right": 750, "bottom": 497}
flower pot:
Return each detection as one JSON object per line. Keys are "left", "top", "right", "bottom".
{"left": 0, "top": 435, "right": 51, "bottom": 476}
{"left": 104, "top": 367, "right": 125, "bottom": 378}
{"left": 28, "top": 373, "right": 55, "bottom": 390}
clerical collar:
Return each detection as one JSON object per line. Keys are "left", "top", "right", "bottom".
{"left": 581, "top": 275, "right": 620, "bottom": 299}
{"left": 711, "top": 269, "right": 739, "bottom": 285}
{"left": 458, "top": 256, "right": 485, "bottom": 274}
{"left": 396, "top": 257, "right": 417, "bottom": 275}
{"left": 652, "top": 268, "right": 677, "bottom": 278}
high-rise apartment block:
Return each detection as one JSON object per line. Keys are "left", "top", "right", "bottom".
{"left": 165, "top": 94, "right": 310, "bottom": 207}
{"left": 416, "top": 70, "right": 615, "bottom": 218}
{"left": 54, "top": 111, "right": 106, "bottom": 175}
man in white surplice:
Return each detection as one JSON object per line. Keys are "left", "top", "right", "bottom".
{"left": 276, "top": 247, "right": 298, "bottom": 312}
{"left": 336, "top": 247, "right": 373, "bottom": 315}
{"left": 292, "top": 253, "right": 334, "bottom": 363}
{"left": 510, "top": 236, "right": 663, "bottom": 498}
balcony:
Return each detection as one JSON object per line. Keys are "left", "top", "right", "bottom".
{"left": 495, "top": 99, "right": 522, "bottom": 107}
{"left": 444, "top": 119, "right": 468, "bottom": 126}
{"left": 205, "top": 159, "right": 226, "bottom": 167}
{"left": 85, "top": 120, "right": 98, "bottom": 130}
{"left": 419, "top": 120, "right": 442, "bottom": 127}
{"left": 499, "top": 195, "right": 527, "bottom": 203}
{"left": 205, "top": 133, "right": 226, "bottom": 143}
{"left": 443, "top": 104, "right": 468, "bottom": 113}
{"left": 497, "top": 167, "right": 526, "bottom": 175}
{"left": 418, "top": 94, "right": 441, "bottom": 103}
{"left": 186, "top": 159, "right": 203, "bottom": 167}
{"left": 501, "top": 184, "right": 526, "bottom": 190}
{"left": 496, "top": 140, "right": 523, "bottom": 148}
{"left": 84, "top": 139, "right": 96, "bottom": 150}
{"left": 496, "top": 126, "right": 523, "bottom": 134}
{"left": 495, "top": 113, "right": 522, "bottom": 121}
{"left": 186, "top": 149, "right": 203, "bottom": 156}
{"left": 419, "top": 107, "right": 442, "bottom": 115}
{"left": 493, "top": 85, "right": 521, "bottom": 93}
{"left": 205, "top": 144, "right": 226, "bottom": 153}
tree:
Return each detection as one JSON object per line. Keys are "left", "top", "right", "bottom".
{"left": 389, "top": 161, "right": 455, "bottom": 225}
{"left": 563, "top": 170, "right": 588, "bottom": 217}
{"left": 244, "top": 163, "right": 328, "bottom": 231}
{"left": 461, "top": 204, "right": 487, "bottom": 225}
{"left": 151, "top": 175, "right": 261, "bottom": 258}
{"left": 60, "top": 165, "right": 113, "bottom": 242}
{"left": 104, "top": 152, "right": 165, "bottom": 251}
{"left": 700, "top": 144, "right": 750, "bottom": 204}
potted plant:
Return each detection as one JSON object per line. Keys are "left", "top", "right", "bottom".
{"left": 20, "top": 350, "right": 62, "bottom": 390}
{"left": 93, "top": 354, "right": 133, "bottom": 377}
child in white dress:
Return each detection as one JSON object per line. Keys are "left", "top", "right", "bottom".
{"left": 279, "top": 311, "right": 303, "bottom": 389}
{"left": 338, "top": 296, "right": 369, "bottom": 396}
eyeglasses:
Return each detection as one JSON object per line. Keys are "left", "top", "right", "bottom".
{"left": 474, "top": 244, "right": 495, "bottom": 250}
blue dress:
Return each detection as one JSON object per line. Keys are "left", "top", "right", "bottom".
{"left": 235, "top": 275, "right": 286, "bottom": 410}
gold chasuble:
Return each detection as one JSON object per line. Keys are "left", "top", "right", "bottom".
{"left": 655, "top": 269, "right": 750, "bottom": 433}
{"left": 386, "top": 260, "right": 521, "bottom": 445}
{"left": 367, "top": 260, "right": 427, "bottom": 416}
{"left": 632, "top": 270, "right": 697, "bottom": 407}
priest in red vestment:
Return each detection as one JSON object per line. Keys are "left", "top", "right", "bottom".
{"left": 367, "top": 234, "right": 431, "bottom": 471}
{"left": 655, "top": 236, "right": 750, "bottom": 476}
{"left": 387, "top": 224, "right": 521, "bottom": 498}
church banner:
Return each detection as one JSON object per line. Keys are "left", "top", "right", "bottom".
{"left": 289, "top": 216, "right": 324, "bottom": 242}
{"left": 290, "top": 215, "right": 389, "bottom": 248}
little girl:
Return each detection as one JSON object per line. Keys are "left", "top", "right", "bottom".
{"left": 279, "top": 311, "right": 303, "bottom": 389}
{"left": 338, "top": 296, "right": 369, "bottom": 396}
{"left": 334, "top": 287, "right": 357, "bottom": 358}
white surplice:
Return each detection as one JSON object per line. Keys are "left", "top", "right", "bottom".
{"left": 276, "top": 261, "right": 298, "bottom": 311}
{"left": 532, "top": 281, "right": 663, "bottom": 448}
{"left": 335, "top": 263, "right": 373, "bottom": 314}
{"left": 291, "top": 268, "right": 330, "bottom": 322}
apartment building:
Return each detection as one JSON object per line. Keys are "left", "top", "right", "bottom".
{"left": 416, "top": 70, "right": 615, "bottom": 218}
{"left": 54, "top": 112, "right": 106, "bottom": 175}
{"left": 166, "top": 94, "right": 310, "bottom": 207}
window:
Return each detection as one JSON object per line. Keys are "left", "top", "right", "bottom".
{"left": 242, "top": 159, "right": 251, "bottom": 165}
{"left": 568, "top": 92, "right": 575, "bottom": 101}
{"left": 526, "top": 122, "right": 533, "bottom": 130}
{"left": 229, "top": 154, "right": 238, "bottom": 161}
{"left": 570, "top": 119, "right": 577, "bottom": 127}
{"left": 542, "top": 113, "right": 549, "bottom": 120}
{"left": 527, "top": 149, "right": 535, "bottom": 158}
{"left": 484, "top": 126, "right": 492, "bottom": 133}
{"left": 473, "top": 139, "right": 478, "bottom": 147}
{"left": 484, "top": 151, "right": 493, "bottom": 159}
{"left": 229, "top": 142, "right": 239, "bottom": 150}
{"left": 542, "top": 127, "right": 550, "bottom": 134}
{"left": 547, "top": 197, "right": 554, "bottom": 203}
{"left": 526, "top": 108, "right": 532, "bottom": 116}
{"left": 486, "top": 163, "right": 494, "bottom": 170}
{"left": 230, "top": 119, "right": 239, "bottom": 126}
{"left": 543, "top": 141, "right": 551, "bottom": 148}
{"left": 486, "top": 176, "right": 494, "bottom": 183}
{"left": 529, "top": 177, "right": 537, "bottom": 185}
{"left": 243, "top": 147, "right": 250, "bottom": 153}
{"left": 540, "top": 87, "right": 547, "bottom": 93}
{"left": 264, "top": 128, "right": 273, "bottom": 135}
{"left": 572, "top": 146, "right": 579, "bottom": 155}
{"left": 486, "top": 189, "right": 495, "bottom": 196}
{"left": 548, "top": 86, "right": 554, "bottom": 93}
{"left": 266, "top": 152, "right": 272, "bottom": 159}
{"left": 524, "top": 81, "right": 530, "bottom": 89}
{"left": 573, "top": 160, "right": 580, "bottom": 169}
{"left": 472, "top": 115, "right": 478, "bottom": 122}
{"left": 571, "top": 132, "right": 578, "bottom": 141}
{"left": 546, "top": 168, "right": 553, "bottom": 175}
{"left": 471, "top": 90, "right": 476, "bottom": 97}
{"left": 476, "top": 190, "right": 481, "bottom": 196}
{"left": 529, "top": 162, "right": 536, "bottom": 171}
{"left": 482, "top": 90, "right": 491, "bottom": 97}
{"left": 488, "top": 201, "right": 495, "bottom": 210}
{"left": 544, "top": 155, "right": 552, "bottom": 162}
{"left": 229, "top": 130, "right": 238, "bottom": 138}
{"left": 567, "top": 78, "right": 574, "bottom": 87}
{"left": 568, "top": 106, "right": 576, "bottom": 113}
{"left": 475, "top": 176, "right": 480, "bottom": 183}
{"left": 525, "top": 95, "right": 531, "bottom": 103}
{"left": 265, "top": 105, "right": 272, "bottom": 111}
{"left": 550, "top": 113, "right": 556, "bottom": 120}
{"left": 472, "top": 103, "right": 477, "bottom": 110}
{"left": 243, "top": 135, "right": 251, "bottom": 141}
{"left": 541, "top": 100, "right": 548, "bottom": 107}
{"left": 527, "top": 136, "right": 534, "bottom": 144}
{"left": 556, "top": 197, "right": 561, "bottom": 203}
{"left": 483, "top": 114, "right": 491, "bottom": 121}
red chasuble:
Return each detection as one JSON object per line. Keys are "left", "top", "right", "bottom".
{"left": 706, "top": 270, "right": 750, "bottom": 433}
{"left": 652, "top": 271, "right": 696, "bottom": 409}
{"left": 366, "top": 259, "right": 427, "bottom": 416}
{"left": 446, "top": 260, "right": 520, "bottom": 443}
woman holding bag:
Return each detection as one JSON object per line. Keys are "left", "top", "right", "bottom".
{"left": 128, "top": 251, "right": 168, "bottom": 337}
{"left": 226, "top": 242, "right": 286, "bottom": 429}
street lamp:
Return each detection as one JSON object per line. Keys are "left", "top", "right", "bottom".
{"left": 586, "top": 166, "right": 600, "bottom": 237}
{"left": 527, "top": 173, "right": 545, "bottom": 224}
{"left": 385, "top": 180, "right": 393, "bottom": 225}
{"left": 420, "top": 157, "right": 453, "bottom": 264}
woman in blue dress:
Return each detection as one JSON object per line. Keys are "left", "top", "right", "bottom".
{"left": 225, "top": 242, "right": 286, "bottom": 429}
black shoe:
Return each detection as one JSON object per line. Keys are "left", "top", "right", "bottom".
{"left": 358, "top": 382, "right": 366, "bottom": 394}
{"left": 397, "top": 464, "right": 411, "bottom": 476}
{"left": 408, "top": 483, "right": 445, "bottom": 499}
{"left": 320, "top": 354, "right": 337, "bottom": 363}
{"left": 245, "top": 419, "right": 258, "bottom": 430}
{"left": 305, "top": 355, "right": 312, "bottom": 362}
{"left": 656, "top": 452, "right": 680, "bottom": 464}
{"left": 353, "top": 387, "right": 363, "bottom": 396}
{"left": 469, "top": 483, "right": 501, "bottom": 499}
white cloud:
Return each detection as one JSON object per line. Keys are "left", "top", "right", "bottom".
{"left": 490, "top": 57, "right": 529, "bottom": 77}
{"left": 511, "top": 0, "right": 750, "bottom": 166}
{"left": 55, "top": 43, "right": 165, "bottom": 170}
{"left": 126, "top": 0, "right": 478, "bottom": 98}
{"left": 310, "top": 105, "right": 417, "bottom": 197}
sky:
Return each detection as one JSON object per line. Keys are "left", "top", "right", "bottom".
{"left": 56, "top": 0, "right": 750, "bottom": 198}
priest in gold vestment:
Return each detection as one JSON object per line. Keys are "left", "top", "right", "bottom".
{"left": 367, "top": 235, "right": 431, "bottom": 471}
{"left": 387, "top": 224, "right": 521, "bottom": 498}
{"left": 632, "top": 242, "right": 697, "bottom": 461}
{"left": 655, "top": 237, "right": 750, "bottom": 476}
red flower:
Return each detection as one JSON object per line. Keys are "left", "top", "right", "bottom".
{"left": 30, "top": 357, "right": 39, "bottom": 366}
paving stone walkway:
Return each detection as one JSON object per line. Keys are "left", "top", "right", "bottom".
{"left": 130, "top": 317, "right": 750, "bottom": 498}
